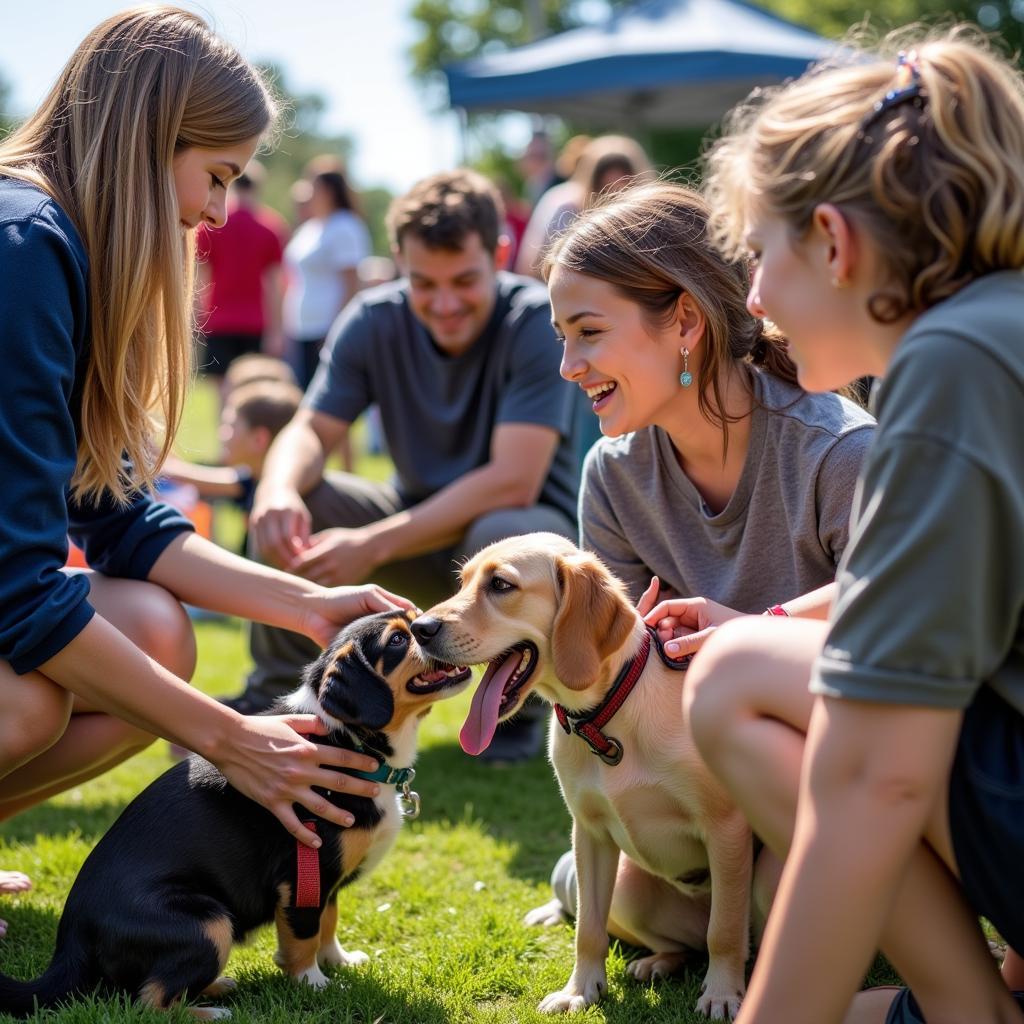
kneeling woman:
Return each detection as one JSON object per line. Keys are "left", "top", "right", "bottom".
{"left": 0, "top": 5, "right": 405, "bottom": 931}
{"left": 528, "top": 181, "right": 874, "bottom": 959}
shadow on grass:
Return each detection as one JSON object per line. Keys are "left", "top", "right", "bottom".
{"left": 0, "top": 913, "right": 451, "bottom": 1024}
{"left": 0, "top": 798, "right": 133, "bottom": 847}
{"left": 216, "top": 966, "right": 453, "bottom": 1024}
{"left": 409, "top": 738, "right": 571, "bottom": 884}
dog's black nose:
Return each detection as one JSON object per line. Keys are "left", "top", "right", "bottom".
{"left": 411, "top": 616, "right": 443, "bottom": 643}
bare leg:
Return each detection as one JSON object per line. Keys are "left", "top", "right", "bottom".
{"left": 0, "top": 574, "right": 196, "bottom": 814}
{"left": 688, "top": 617, "right": 1024, "bottom": 1024}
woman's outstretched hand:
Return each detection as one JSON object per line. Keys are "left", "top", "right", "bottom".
{"left": 297, "top": 583, "right": 415, "bottom": 649}
{"left": 637, "top": 577, "right": 744, "bottom": 660}
{"left": 211, "top": 712, "right": 385, "bottom": 849}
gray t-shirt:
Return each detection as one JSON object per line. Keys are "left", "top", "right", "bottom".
{"left": 305, "top": 273, "right": 579, "bottom": 521}
{"left": 581, "top": 371, "right": 875, "bottom": 608}
{"left": 813, "top": 271, "right": 1024, "bottom": 713}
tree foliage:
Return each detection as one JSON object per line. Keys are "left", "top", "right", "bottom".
{"left": 409, "top": 0, "right": 633, "bottom": 81}
{"left": 409, "top": 0, "right": 1024, "bottom": 77}
{"left": 770, "top": 0, "right": 1024, "bottom": 55}
{"left": 256, "top": 62, "right": 353, "bottom": 214}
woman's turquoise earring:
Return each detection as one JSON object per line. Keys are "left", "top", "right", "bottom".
{"left": 679, "top": 347, "right": 693, "bottom": 388}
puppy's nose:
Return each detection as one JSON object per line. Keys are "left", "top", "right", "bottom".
{"left": 411, "top": 616, "right": 443, "bottom": 643}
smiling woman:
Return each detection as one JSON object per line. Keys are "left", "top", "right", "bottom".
{"left": 524, "top": 182, "right": 875, "bottom": 970}
{"left": 0, "top": 3, "right": 415, "bottom": 972}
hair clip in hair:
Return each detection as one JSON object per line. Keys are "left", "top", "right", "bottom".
{"left": 860, "top": 50, "right": 925, "bottom": 133}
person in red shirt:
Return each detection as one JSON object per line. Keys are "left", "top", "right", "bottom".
{"left": 195, "top": 160, "right": 287, "bottom": 396}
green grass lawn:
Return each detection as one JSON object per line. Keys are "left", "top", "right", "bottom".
{"left": 0, "top": 380, "right": 899, "bottom": 1022}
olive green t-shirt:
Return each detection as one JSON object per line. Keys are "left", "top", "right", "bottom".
{"left": 812, "top": 271, "right": 1024, "bottom": 713}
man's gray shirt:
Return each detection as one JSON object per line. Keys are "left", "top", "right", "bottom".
{"left": 306, "top": 272, "right": 578, "bottom": 522}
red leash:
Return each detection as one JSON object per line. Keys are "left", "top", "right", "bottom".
{"left": 295, "top": 820, "right": 321, "bottom": 909}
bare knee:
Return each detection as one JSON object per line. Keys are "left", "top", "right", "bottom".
{"left": 0, "top": 674, "right": 73, "bottom": 774}
{"left": 685, "top": 619, "right": 758, "bottom": 760}
{"left": 113, "top": 583, "right": 196, "bottom": 680}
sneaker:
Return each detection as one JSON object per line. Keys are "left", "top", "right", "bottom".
{"left": 478, "top": 711, "right": 546, "bottom": 764}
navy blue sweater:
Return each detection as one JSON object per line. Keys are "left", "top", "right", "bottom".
{"left": 0, "top": 178, "right": 193, "bottom": 674}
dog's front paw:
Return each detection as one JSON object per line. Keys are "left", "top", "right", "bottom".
{"left": 696, "top": 962, "right": 745, "bottom": 1020}
{"left": 295, "top": 963, "right": 331, "bottom": 990}
{"left": 537, "top": 971, "right": 606, "bottom": 1014}
{"left": 318, "top": 937, "right": 370, "bottom": 968}
{"left": 627, "top": 951, "right": 688, "bottom": 982}
{"left": 523, "top": 898, "right": 568, "bottom": 928}
{"left": 189, "top": 1008, "right": 233, "bottom": 1021}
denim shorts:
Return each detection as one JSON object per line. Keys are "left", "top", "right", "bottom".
{"left": 948, "top": 683, "right": 1024, "bottom": 954}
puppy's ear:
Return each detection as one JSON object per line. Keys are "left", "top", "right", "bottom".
{"left": 311, "top": 641, "right": 395, "bottom": 729}
{"left": 551, "top": 553, "right": 636, "bottom": 690}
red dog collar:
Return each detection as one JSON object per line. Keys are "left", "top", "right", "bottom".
{"left": 554, "top": 628, "right": 652, "bottom": 766}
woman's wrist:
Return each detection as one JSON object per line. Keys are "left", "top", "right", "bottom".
{"left": 764, "top": 603, "right": 790, "bottom": 617}
{"left": 185, "top": 698, "right": 245, "bottom": 765}
{"left": 255, "top": 564, "right": 324, "bottom": 635}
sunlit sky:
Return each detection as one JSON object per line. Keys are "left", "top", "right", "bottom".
{"left": 0, "top": 0, "right": 530, "bottom": 194}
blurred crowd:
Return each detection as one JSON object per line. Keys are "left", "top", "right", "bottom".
{"left": 179, "top": 129, "right": 654, "bottom": 535}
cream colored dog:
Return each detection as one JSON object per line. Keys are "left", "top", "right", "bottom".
{"left": 410, "top": 533, "right": 751, "bottom": 1019}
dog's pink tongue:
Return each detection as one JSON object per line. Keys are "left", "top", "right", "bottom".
{"left": 460, "top": 652, "right": 519, "bottom": 755}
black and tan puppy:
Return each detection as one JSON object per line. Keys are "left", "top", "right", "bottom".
{"left": 0, "top": 611, "right": 469, "bottom": 1019}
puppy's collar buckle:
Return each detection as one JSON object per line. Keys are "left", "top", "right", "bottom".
{"left": 343, "top": 744, "right": 420, "bottom": 818}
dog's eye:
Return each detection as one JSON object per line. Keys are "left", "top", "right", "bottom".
{"left": 387, "top": 632, "right": 409, "bottom": 647}
{"left": 490, "top": 576, "right": 515, "bottom": 593}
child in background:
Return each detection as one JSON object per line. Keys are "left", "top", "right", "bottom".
{"left": 683, "top": 28, "right": 1024, "bottom": 1024}
{"left": 164, "top": 379, "right": 302, "bottom": 519}
{"left": 222, "top": 351, "right": 298, "bottom": 392}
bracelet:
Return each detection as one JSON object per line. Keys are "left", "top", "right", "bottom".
{"left": 764, "top": 604, "right": 789, "bottom": 617}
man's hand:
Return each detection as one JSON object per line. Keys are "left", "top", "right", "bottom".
{"left": 251, "top": 485, "right": 312, "bottom": 568}
{"left": 297, "top": 584, "right": 415, "bottom": 648}
{"left": 638, "top": 577, "right": 744, "bottom": 660}
{"left": 287, "top": 526, "right": 383, "bottom": 588}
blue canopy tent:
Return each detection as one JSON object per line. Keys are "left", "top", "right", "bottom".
{"left": 444, "top": 0, "right": 836, "bottom": 129}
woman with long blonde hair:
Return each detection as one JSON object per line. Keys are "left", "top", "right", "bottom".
{"left": 0, "top": 5, "right": 405, "bottom": 934}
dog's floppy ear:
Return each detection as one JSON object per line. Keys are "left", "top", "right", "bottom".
{"left": 306, "top": 640, "right": 395, "bottom": 730}
{"left": 551, "top": 552, "right": 635, "bottom": 690}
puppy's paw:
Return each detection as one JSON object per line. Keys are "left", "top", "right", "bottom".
{"left": 537, "top": 972, "right": 606, "bottom": 1014}
{"left": 627, "top": 951, "right": 688, "bottom": 982}
{"left": 696, "top": 963, "right": 745, "bottom": 1020}
{"left": 318, "top": 938, "right": 370, "bottom": 968}
{"left": 188, "top": 1008, "right": 232, "bottom": 1021}
{"left": 200, "top": 976, "right": 237, "bottom": 998}
{"left": 295, "top": 963, "right": 331, "bottom": 989}
{"left": 523, "top": 898, "right": 568, "bottom": 928}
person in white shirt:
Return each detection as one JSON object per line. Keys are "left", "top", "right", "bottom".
{"left": 283, "top": 166, "right": 371, "bottom": 394}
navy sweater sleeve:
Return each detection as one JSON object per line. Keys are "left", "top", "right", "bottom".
{"left": 0, "top": 181, "right": 192, "bottom": 674}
